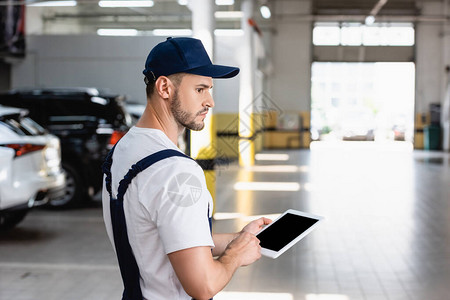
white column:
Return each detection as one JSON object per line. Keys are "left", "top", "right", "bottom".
{"left": 188, "top": 0, "right": 214, "bottom": 58}
{"left": 187, "top": 0, "right": 218, "bottom": 203}
{"left": 442, "top": 0, "right": 450, "bottom": 151}
{"left": 239, "top": 0, "right": 255, "bottom": 167}
{"left": 188, "top": 0, "right": 216, "bottom": 160}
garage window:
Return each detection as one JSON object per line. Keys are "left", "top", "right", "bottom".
{"left": 313, "top": 22, "right": 414, "bottom": 46}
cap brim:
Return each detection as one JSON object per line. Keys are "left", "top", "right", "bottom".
{"left": 186, "top": 64, "right": 240, "bottom": 79}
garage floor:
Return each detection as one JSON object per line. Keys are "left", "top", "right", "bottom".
{"left": 1, "top": 143, "right": 449, "bottom": 300}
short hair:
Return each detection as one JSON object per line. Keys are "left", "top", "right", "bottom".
{"left": 145, "top": 76, "right": 156, "bottom": 98}
{"left": 145, "top": 73, "right": 186, "bottom": 99}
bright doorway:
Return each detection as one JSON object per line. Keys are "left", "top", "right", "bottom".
{"left": 311, "top": 62, "right": 415, "bottom": 143}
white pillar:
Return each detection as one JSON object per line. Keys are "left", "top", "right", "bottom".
{"left": 187, "top": 0, "right": 216, "bottom": 160}
{"left": 442, "top": 0, "right": 450, "bottom": 151}
{"left": 239, "top": 0, "right": 255, "bottom": 167}
{"left": 188, "top": 0, "right": 214, "bottom": 58}
{"left": 443, "top": 83, "right": 450, "bottom": 151}
{"left": 187, "top": 0, "right": 218, "bottom": 203}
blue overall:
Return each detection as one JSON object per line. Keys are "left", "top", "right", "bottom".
{"left": 102, "top": 146, "right": 212, "bottom": 300}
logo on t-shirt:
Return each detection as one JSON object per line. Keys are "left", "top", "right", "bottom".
{"left": 167, "top": 173, "right": 202, "bottom": 207}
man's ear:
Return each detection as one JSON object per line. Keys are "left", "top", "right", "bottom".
{"left": 154, "top": 76, "right": 172, "bottom": 100}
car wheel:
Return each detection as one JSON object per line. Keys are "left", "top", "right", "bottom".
{"left": 48, "top": 163, "right": 83, "bottom": 208}
{"left": 0, "top": 209, "right": 29, "bottom": 230}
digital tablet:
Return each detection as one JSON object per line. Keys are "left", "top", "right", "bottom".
{"left": 256, "top": 209, "right": 323, "bottom": 259}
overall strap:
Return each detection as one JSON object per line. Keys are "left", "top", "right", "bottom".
{"left": 117, "top": 149, "right": 192, "bottom": 201}
{"left": 102, "top": 147, "right": 195, "bottom": 300}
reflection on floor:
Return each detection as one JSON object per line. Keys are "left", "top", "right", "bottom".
{"left": 0, "top": 142, "right": 449, "bottom": 300}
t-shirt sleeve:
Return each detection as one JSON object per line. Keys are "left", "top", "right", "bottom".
{"left": 144, "top": 158, "right": 214, "bottom": 254}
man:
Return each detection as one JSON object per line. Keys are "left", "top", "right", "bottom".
{"left": 102, "top": 37, "right": 271, "bottom": 300}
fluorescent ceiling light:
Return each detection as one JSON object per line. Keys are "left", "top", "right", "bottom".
{"left": 213, "top": 212, "right": 244, "bottom": 220}
{"left": 213, "top": 212, "right": 281, "bottom": 222}
{"left": 215, "top": 0, "right": 234, "bottom": 5}
{"left": 214, "top": 29, "right": 244, "bottom": 36}
{"left": 254, "top": 153, "right": 290, "bottom": 161}
{"left": 233, "top": 182, "right": 300, "bottom": 191}
{"left": 97, "top": 29, "right": 138, "bottom": 36}
{"left": 152, "top": 29, "right": 192, "bottom": 36}
{"left": 28, "top": 1, "right": 77, "bottom": 6}
{"left": 240, "top": 213, "right": 281, "bottom": 222}
{"left": 216, "top": 291, "right": 293, "bottom": 300}
{"left": 243, "top": 165, "right": 302, "bottom": 173}
{"left": 260, "top": 5, "right": 271, "bottom": 19}
{"left": 306, "top": 294, "right": 349, "bottom": 300}
{"left": 309, "top": 140, "right": 414, "bottom": 152}
{"left": 214, "top": 11, "right": 243, "bottom": 19}
{"left": 177, "top": 0, "right": 188, "bottom": 5}
{"left": 99, "top": 0, "right": 154, "bottom": 8}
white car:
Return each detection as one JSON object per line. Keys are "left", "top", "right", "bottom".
{"left": 0, "top": 106, "right": 65, "bottom": 230}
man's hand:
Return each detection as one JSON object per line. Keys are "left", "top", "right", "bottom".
{"left": 168, "top": 217, "right": 272, "bottom": 299}
{"left": 212, "top": 217, "right": 272, "bottom": 257}
{"left": 219, "top": 217, "right": 272, "bottom": 267}
{"left": 241, "top": 217, "right": 272, "bottom": 235}
{"left": 219, "top": 231, "right": 261, "bottom": 267}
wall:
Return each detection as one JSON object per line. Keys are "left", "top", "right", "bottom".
{"left": 213, "top": 36, "right": 241, "bottom": 113}
{"left": 11, "top": 35, "right": 245, "bottom": 107}
{"left": 259, "top": 0, "right": 312, "bottom": 149}
{"left": 11, "top": 35, "right": 158, "bottom": 102}
{"left": 270, "top": 0, "right": 312, "bottom": 113}
{"left": 266, "top": 0, "right": 450, "bottom": 149}
{"left": 11, "top": 0, "right": 450, "bottom": 151}
{"left": 28, "top": 6, "right": 86, "bottom": 35}
{"left": 442, "top": 0, "right": 450, "bottom": 151}
{"left": 415, "top": 1, "right": 446, "bottom": 114}
{"left": 10, "top": 33, "right": 263, "bottom": 158}
{"left": 414, "top": 1, "right": 449, "bottom": 149}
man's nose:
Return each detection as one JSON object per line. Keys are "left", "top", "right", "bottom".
{"left": 206, "top": 92, "right": 215, "bottom": 108}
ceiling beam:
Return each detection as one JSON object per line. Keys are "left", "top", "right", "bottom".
{"left": 369, "top": 0, "right": 389, "bottom": 17}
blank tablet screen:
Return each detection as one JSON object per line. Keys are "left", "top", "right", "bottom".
{"left": 257, "top": 213, "right": 319, "bottom": 251}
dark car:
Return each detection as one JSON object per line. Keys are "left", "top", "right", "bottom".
{"left": 0, "top": 87, "right": 132, "bottom": 208}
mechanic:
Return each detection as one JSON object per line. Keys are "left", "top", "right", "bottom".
{"left": 102, "top": 37, "right": 271, "bottom": 300}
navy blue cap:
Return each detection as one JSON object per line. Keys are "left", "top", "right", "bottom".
{"left": 143, "top": 37, "right": 239, "bottom": 81}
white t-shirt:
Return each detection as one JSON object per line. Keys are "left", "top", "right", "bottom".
{"left": 102, "top": 127, "right": 215, "bottom": 300}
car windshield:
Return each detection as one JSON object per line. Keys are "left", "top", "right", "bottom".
{"left": 0, "top": 115, "right": 46, "bottom": 136}
{"left": 21, "top": 117, "right": 47, "bottom": 135}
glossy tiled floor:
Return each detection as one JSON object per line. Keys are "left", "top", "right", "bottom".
{"left": 1, "top": 142, "right": 449, "bottom": 300}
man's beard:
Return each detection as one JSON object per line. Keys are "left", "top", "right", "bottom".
{"left": 170, "top": 90, "right": 207, "bottom": 131}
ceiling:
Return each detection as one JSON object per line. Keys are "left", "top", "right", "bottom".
{"left": 23, "top": 0, "right": 449, "bottom": 33}
{"left": 312, "top": 0, "right": 420, "bottom": 15}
